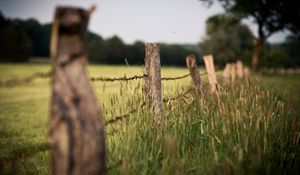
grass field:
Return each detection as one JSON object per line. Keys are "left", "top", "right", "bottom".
{"left": 0, "top": 64, "right": 299, "bottom": 174}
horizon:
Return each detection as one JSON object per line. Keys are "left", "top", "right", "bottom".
{"left": 0, "top": 0, "right": 290, "bottom": 45}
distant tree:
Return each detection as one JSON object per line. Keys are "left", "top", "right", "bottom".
{"left": 0, "top": 13, "right": 32, "bottom": 62}
{"left": 17, "top": 19, "right": 50, "bottom": 57}
{"left": 86, "top": 32, "right": 104, "bottom": 63}
{"left": 284, "top": 35, "right": 300, "bottom": 67}
{"left": 199, "top": 14, "right": 253, "bottom": 66}
{"left": 125, "top": 41, "right": 144, "bottom": 64}
{"left": 102, "top": 36, "right": 127, "bottom": 64}
{"left": 199, "top": 0, "right": 300, "bottom": 70}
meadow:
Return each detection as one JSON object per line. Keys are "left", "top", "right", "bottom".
{"left": 0, "top": 63, "right": 299, "bottom": 174}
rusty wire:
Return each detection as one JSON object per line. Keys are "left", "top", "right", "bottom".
{"left": 161, "top": 73, "right": 190, "bottom": 81}
{"left": 105, "top": 88, "right": 194, "bottom": 126}
{"left": 163, "top": 88, "right": 193, "bottom": 103}
{"left": 105, "top": 102, "right": 146, "bottom": 126}
{"left": 90, "top": 74, "right": 148, "bottom": 82}
{"left": 0, "top": 68, "right": 221, "bottom": 88}
{"left": 1, "top": 71, "right": 52, "bottom": 87}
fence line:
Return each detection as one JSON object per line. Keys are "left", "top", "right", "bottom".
{"left": 105, "top": 87, "right": 193, "bottom": 126}
{"left": 1, "top": 71, "right": 52, "bottom": 87}
{"left": 161, "top": 73, "right": 190, "bottom": 81}
{"left": 1, "top": 71, "right": 204, "bottom": 87}
{"left": 90, "top": 74, "right": 148, "bottom": 82}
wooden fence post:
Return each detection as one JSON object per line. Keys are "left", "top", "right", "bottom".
{"left": 243, "top": 66, "right": 250, "bottom": 78}
{"left": 230, "top": 63, "right": 237, "bottom": 85}
{"left": 145, "top": 43, "right": 163, "bottom": 125}
{"left": 203, "top": 55, "right": 219, "bottom": 93}
{"left": 223, "top": 63, "right": 231, "bottom": 84}
{"left": 236, "top": 60, "right": 244, "bottom": 79}
{"left": 50, "top": 6, "right": 106, "bottom": 175}
{"left": 186, "top": 55, "right": 204, "bottom": 100}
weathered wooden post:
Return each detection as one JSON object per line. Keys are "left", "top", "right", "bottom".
{"left": 186, "top": 55, "right": 204, "bottom": 100}
{"left": 203, "top": 55, "right": 219, "bottom": 93}
{"left": 230, "top": 63, "right": 237, "bottom": 85}
{"left": 223, "top": 63, "right": 231, "bottom": 84}
{"left": 145, "top": 43, "right": 163, "bottom": 125}
{"left": 50, "top": 6, "right": 106, "bottom": 175}
{"left": 243, "top": 66, "right": 250, "bottom": 78}
{"left": 236, "top": 60, "right": 244, "bottom": 79}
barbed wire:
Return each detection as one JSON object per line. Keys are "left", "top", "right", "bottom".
{"left": 163, "top": 88, "right": 193, "bottom": 103}
{"left": 90, "top": 74, "right": 148, "bottom": 82}
{"left": 1, "top": 68, "right": 222, "bottom": 88}
{"left": 161, "top": 73, "right": 190, "bottom": 81}
{"left": 104, "top": 101, "right": 146, "bottom": 126}
{"left": 1, "top": 71, "right": 52, "bottom": 87}
{"left": 105, "top": 87, "right": 194, "bottom": 126}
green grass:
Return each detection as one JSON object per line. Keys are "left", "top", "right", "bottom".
{"left": 0, "top": 64, "right": 299, "bottom": 174}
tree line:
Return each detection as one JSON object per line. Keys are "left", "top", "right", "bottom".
{"left": 1, "top": 8, "right": 299, "bottom": 68}
{"left": 0, "top": 12, "right": 198, "bottom": 66}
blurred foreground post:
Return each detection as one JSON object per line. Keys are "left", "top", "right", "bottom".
{"left": 203, "top": 55, "right": 219, "bottom": 93}
{"left": 50, "top": 6, "right": 106, "bottom": 175}
{"left": 186, "top": 55, "right": 204, "bottom": 101}
{"left": 145, "top": 43, "right": 163, "bottom": 125}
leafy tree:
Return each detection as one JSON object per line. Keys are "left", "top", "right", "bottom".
{"left": 86, "top": 32, "right": 104, "bottom": 63}
{"left": 199, "top": 0, "right": 300, "bottom": 70}
{"left": 0, "top": 13, "right": 32, "bottom": 62}
{"left": 101, "top": 36, "right": 127, "bottom": 64}
{"left": 17, "top": 19, "right": 50, "bottom": 57}
{"left": 199, "top": 14, "right": 253, "bottom": 66}
{"left": 160, "top": 44, "right": 198, "bottom": 66}
{"left": 125, "top": 41, "right": 144, "bottom": 65}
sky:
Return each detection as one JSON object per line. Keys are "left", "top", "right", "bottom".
{"left": 0, "top": 0, "right": 289, "bottom": 44}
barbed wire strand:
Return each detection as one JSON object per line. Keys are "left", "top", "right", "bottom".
{"left": 90, "top": 74, "right": 148, "bottom": 82}
{"left": 105, "top": 87, "right": 194, "bottom": 126}
{"left": 104, "top": 101, "right": 146, "bottom": 126}
{"left": 163, "top": 88, "right": 193, "bottom": 103}
{"left": 1, "top": 68, "right": 222, "bottom": 87}
{"left": 161, "top": 73, "right": 190, "bottom": 81}
{"left": 1, "top": 71, "right": 52, "bottom": 87}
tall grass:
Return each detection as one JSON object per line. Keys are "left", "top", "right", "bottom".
{"left": 106, "top": 80, "right": 299, "bottom": 175}
{"left": 0, "top": 64, "right": 299, "bottom": 174}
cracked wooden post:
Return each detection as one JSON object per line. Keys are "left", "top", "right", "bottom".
{"left": 236, "top": 60, "right": 244, "bottom": 79}
{"left": 203, "top": 55, "right": 219, "bottom": 93}
{"left": 50, "top": 6, "right": 106, "bottom": 175}
{"left": 144, "top": 46, "right": 151, "bottom": 106}
{"left": 145, "top": 43, "right": 163, "bottom": 125}
{"left": 186, "top": 55, "right": 204, "bottom": 101}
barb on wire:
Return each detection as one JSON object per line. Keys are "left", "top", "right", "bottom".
{"left": 161, "top": 73, "right": 190, "bottom": 81}
{"left": 90, "top": 74, "right": 148, "bottom": 82}
{"left": 163, "top": 88, "right": 193, "bottom": 103}
{"left": 1, "top": 71, "right": 52, "bottom": 87}
{"left": 105, "top": 88, "right": 194, "bottom": 126}
{"left": 105, "top": 102, "right": 146, "bottom": 126}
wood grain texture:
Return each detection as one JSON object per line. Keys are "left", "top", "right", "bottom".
{"left": 186, "top": 55, "right": 204, "bottom": 100}
{"left": 145, "top": 43, "right": 163, "bottom": 125}
{"left": 203, "top": 55, "right": 219, "bottom": 93}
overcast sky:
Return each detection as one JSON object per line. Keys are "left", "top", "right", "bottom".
{"left": 0, "top": 0, "right": 289, "bottom": 44}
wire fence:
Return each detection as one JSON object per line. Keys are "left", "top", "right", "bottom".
{"left": 1, "top": 71, "right": 52, "bottom": 87}
{"left": 1, "top": 70, "right": 206, "bottom": 87}
{"left": 104, "top": 87, "right": 193, "bottom": 126}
